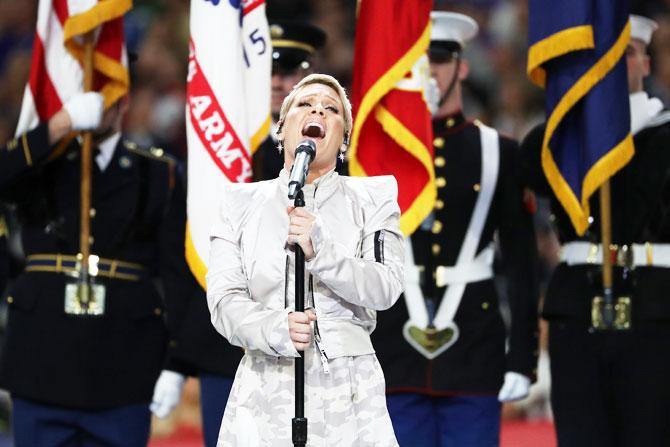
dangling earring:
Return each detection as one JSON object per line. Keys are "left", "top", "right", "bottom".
{"left": 340, "top": 133, "right": 350, "bottom": 162}
{"left": 277, "top": 141, "right": 283, "bottom": 154}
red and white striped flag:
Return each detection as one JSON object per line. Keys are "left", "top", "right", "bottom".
{"left": 16, "top": 0, "right": 131, "bottom": 135}
{"left": 185, "top": 0, "right": 271, "bottom": 287}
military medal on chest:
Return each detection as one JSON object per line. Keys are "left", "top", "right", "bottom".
{"left": 402, "top": 123, "right": 500, "bottom": 358}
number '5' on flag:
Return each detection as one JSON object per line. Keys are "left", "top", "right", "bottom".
{"left": 185, "top": 0, "right": 271, "bottom": 287}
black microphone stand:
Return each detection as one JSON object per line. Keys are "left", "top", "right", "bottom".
{"left": 292, "top": 188, "right": 307, "bottom": 447}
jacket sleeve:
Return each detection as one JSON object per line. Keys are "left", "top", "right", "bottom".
{"left": 157, "top": 162, "right": 199, "bottom": 376}
{"left": 206, "top": 190, "right": 300, "bottom": 358}
{"left": 498, "top": 139, "right": 540, "bottom": 381}
{"left": 0, "top": 213, "right": 8, "bottom": 296}
{"left": 519, "top": 123, "right": 551, "bottom": 196}
{"left": 305, "top": 176, "right": 404, "bottom": 311}
{"left": 0, "top": 123, "right": 55, "bottom": 192}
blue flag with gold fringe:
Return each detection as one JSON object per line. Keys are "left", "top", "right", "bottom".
{"left": 527, "top": 0, "right": 634, "bottom": 235}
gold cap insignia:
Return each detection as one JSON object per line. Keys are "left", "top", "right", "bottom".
{"left": 270, "top": 24, "right": 284, "bottom": 39}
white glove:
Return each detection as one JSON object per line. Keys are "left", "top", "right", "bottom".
{"left": 63, "top": 92, "right": 104, "bottom": 131}
{"left": 150, "top": 370, "right": 186, "bottom": 418}
{"left": 427, "top": 77, "right": 441, "bottom": 116}
{"left": 497, "top": 371, "right": 531, "bottom": 402}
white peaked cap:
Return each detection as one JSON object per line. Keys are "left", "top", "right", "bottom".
{"left": 630, "top": 14, "right": 658, "bottom": 45}
{"left": 430, "top": 11, "right": 479, "bottom": 48}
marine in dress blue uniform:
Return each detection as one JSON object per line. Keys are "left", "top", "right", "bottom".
{"left": 372, "top": 12, "right": 540, "bottom": 446}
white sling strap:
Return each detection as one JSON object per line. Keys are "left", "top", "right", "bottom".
{"left": 403, "top": 123, "right": 500, "bottom": 331}
{"left": 402, "top": 123, "right": 500, "bottom": 358}
{"left": 432, "top": 122, "right": 499, "bottom": 328}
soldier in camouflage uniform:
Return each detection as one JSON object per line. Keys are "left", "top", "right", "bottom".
{"left": 207, "top": 74, "right": 403, "bottom": 445}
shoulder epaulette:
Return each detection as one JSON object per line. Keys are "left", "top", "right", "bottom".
{"left": 0, "top": 215, "right": 7, "bottom": 238}
{"left": 123, "top": 140, "right": 176, "bottom": 165}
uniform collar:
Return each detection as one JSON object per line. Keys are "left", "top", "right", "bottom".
{"left": 96, "top": 132, "right": 121, "bottom": 171}
{"left": 75, "top": 132, "right": 120, "bottom": 171}
{"left": 433, "top": 110, "right": 467, "bottom": 133}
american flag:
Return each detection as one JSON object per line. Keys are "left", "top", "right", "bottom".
{"left": 16, "top": 0, "right": 131, "bottom": 135}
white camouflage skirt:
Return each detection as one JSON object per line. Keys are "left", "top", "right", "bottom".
{"left": 218, "top": 346, "right": 399, "bottom": 446}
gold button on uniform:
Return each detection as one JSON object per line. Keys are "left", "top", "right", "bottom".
{"left": 431, "top": 220, "right": 443, "bottom": 234}
{"left": 435, "top": 156, "right": 445, "bottom": 167}
{"left": 270, "top": 24, "right": 284, "bottom": 38}
{"left": 89, "top": 208, "right": 96, "bottom": 218}
{"left": 433, "top": 137, "right": 445, "bottom": 148}
{"left": 482, "top": 301, "right": 490, "bottom": 310}
{"left": 7, "top": 296, "right": 13, "bottom": 304}
{"left": 446, "top": 118, "right": 455, "bottom": 128}
{"left": 473, "top": 183, "right": 481, "bottom": 192}
{"left": 154, "top": 308, "right": 162, "bottom": 316}
{"left": 432, "top": 244, "right": 441, "bottom": 255}
{"left": 436, "top": 177, "right": 446, "bottom": 188}
{"left": 435, "top": 199, "right": 444, "bottom": 210}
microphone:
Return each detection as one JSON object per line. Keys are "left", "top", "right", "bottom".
{"left": 288, "top": 139, "right": 317, "bottom": 199}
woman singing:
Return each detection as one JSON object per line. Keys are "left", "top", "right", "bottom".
{"left": 206, "top": 73, "right": 404, "bottom": 446}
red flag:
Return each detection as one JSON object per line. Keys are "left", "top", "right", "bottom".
{"left": 16, "top": 0, "right": 131, "bottom": 135}
{"left": 349, "top": 0, "right": 434, "bottom": 236}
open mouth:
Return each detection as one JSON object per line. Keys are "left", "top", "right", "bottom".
{"left": 302, "top": 122, "right": 325, "bottom": 139}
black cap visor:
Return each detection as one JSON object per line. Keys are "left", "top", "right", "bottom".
{"left": 272, "top": 47, "right": 312, "bottom": 74}
{"left": 428, "top": 41, "right": 462, "bottom": 64}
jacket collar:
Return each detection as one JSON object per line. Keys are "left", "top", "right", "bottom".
{"left": 278, "top": 167, "right": 340, "bottom": 205}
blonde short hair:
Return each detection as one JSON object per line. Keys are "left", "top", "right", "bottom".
{"left": 277, "top": 73, "right": 353, "bottom": 144}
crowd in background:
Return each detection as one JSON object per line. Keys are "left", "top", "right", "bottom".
{"left": 0, "top": 0, "right": 668, "bottom": 441}
{"left": 1, "top": 0, "right": 668, "bottom": 159}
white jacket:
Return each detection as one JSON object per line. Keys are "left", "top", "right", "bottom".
{"left": 206, "top": 169, "right": 404, "bottom": 360}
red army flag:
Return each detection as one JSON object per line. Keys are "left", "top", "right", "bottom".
{"left": 185, "top": 0, "right": 271, "bottom": 287}
{"left": 349, "top": 0, "right": 435, "bottom": 236}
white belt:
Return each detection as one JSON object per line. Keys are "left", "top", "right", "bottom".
{"left": 560, "top": 241, "right": 670, "bottom": 268}
{"left": 435, "top": 245, "right": 495, "bottom": 287}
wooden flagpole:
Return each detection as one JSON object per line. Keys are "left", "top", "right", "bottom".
{"left": 599, "top": 180, "right": 615, "bottom": 327}
{"left": 78, "top": 31, "right": 95, "bottom": 301}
